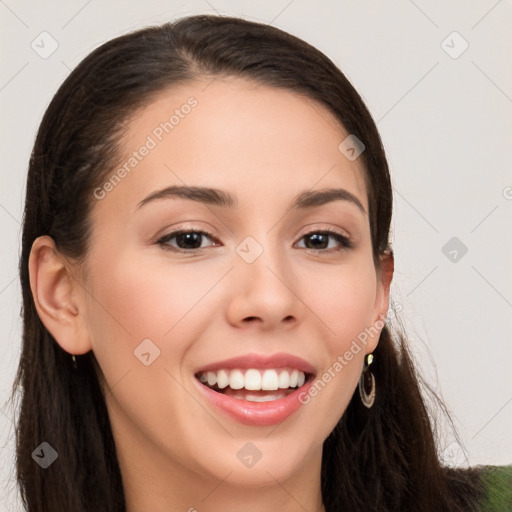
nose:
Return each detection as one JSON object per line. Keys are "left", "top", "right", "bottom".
{"left": 225, "top": 238, "right": 304, "bottom": 331}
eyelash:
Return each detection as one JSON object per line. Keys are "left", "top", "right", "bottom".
{"left": 156, "top": 228, "right": 353, "bottom": 254}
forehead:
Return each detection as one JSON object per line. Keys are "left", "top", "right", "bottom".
{"left": 94, "top": 77, "right": 368, "bottom": 215}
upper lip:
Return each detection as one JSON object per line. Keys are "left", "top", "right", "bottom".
{"left": 194, "top": 352, "right": 316, "bottom": 376}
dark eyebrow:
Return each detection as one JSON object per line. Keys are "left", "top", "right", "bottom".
{"left": 136, "top": 185, "right": 366, "bottom": 214}
{"left": 292, "top": 188, "right": 366, "bottom": 214}
{"left": 136, "top": 186, "right": 235, "bottom": 210}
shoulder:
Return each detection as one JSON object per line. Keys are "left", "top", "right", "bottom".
{"left": 476, "top": 464, "right": 512, "bottom": 511}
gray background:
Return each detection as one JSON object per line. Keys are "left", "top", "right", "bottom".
{"left": 1, "top": 1, "right": 511, "bottom": 510}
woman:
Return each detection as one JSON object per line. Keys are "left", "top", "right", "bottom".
{"left": 10, "top": 14, "right": 510, "bottom": 512}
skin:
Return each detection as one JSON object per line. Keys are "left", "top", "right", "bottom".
{"left": 29, "top": 77, "right": 393, "bottom": 512}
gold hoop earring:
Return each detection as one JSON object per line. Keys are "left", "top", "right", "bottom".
{"left": 358, "top": 353, "right": 375, "bottom": 408}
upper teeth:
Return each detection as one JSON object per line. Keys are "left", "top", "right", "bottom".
{"left": 198, "top": 368, "right": 306, "bottom": 391}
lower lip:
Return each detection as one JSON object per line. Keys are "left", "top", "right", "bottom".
{"left": 194, "top": 377, "right": 314, "bottom": 427}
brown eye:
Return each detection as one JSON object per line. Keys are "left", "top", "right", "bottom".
{"left": 157, "top": 230, "right": 218, "bottom": 252}
{"left": 297, "top": 231, "right": 352, "bottom": 252}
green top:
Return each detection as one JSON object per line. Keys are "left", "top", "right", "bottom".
{"left": 477, "top": 465, "right": 512, "bottom": 511}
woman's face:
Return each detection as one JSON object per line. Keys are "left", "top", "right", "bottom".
{"left": 79, "top": 77, "right": 391, "bottom": 490}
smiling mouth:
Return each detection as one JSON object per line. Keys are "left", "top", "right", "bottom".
{"left": 195, "top": 367, "right": 313, "bottom": 402}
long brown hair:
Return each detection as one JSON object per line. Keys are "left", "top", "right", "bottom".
{"left": 11, "top": 14, "right": 483, "bottom": 511}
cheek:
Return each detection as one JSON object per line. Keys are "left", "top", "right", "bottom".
{"left": 81, "top": 248, "right": 226, "bottom": 465}
{"left": 84, "top": 247, "right": 220, "bottom": 351}
{"left": 296, "top": 260, "right": 379, "bottom": 422}
{"left": 305, "top": 260, "right": 378, "bottom": 354}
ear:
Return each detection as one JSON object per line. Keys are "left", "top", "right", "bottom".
{"left": 28, "top": 235, "right": 92, "bottom": 355}
{"left": 367, "top": 249, "right": 394, "bottom": 353}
